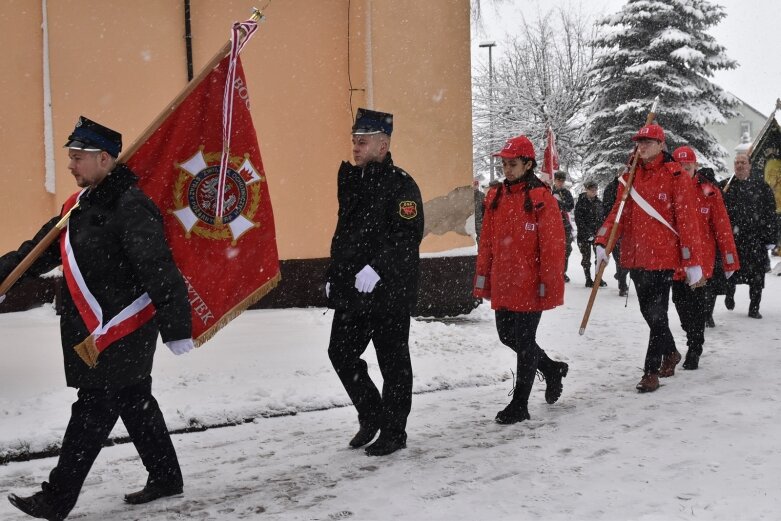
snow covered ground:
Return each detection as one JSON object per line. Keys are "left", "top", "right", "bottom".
{"left": 1, "top": 250, "right": 780, "bottom": 520}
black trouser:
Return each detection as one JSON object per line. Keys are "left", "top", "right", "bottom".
{"left": 671, "top": 279, "right": 707, "bottom": 356}
{"left": 42, "top": 376, "right": 181, "bottom": 518}
{"left": 612, "top": 241, "right": 629, "bottom": 291}
{"left": 494, "top": 310, "right": 553, "bottom": 408}
{"left": 564, "top": 239, "right": 573, "bottom": 274}
{"left": 328, "top": 308, "right": 413, "bottom": 438}
{"left": 630, "top": 270, "right": 676, "bottom": 374}
{"left": 725, "top": 277, "right": 764, "bottom": 313}
{"left": 578, "top": 240, "right": 594, "bottom": 274}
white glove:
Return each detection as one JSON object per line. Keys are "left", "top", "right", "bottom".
{"left": 595, "top": 245, "right": 609, "bottom": 268}
{"left": 0, "top": 294, "right": 5, "bottom": 305}
{"left": 166, "top": 338, "right": 194, "bottom": 355}
{"left": 355, "top": 265, "right": 381, "bottom": 293}
{"left": 685, "top": 265, "right": 703, "bottom": 287}
{"left": 725, "top": 270, "right": 735, "bottom": 279}
{"left": 325, "top": 282, "right": 330, "bottom": 298}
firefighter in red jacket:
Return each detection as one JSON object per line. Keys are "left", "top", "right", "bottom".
{"left": 595, "top": 124, "right": 705, "bottom": 393}
{"left": 473, "top": 135, "right": 569, "bottom": 424}
{"left": 670, "top": 146, "right": 740, "bottom": 370}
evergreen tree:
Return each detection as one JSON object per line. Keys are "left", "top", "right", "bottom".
{"left": 584, "top": 0, "right": 738, "bottom": 183}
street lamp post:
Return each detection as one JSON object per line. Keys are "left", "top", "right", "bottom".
{"left": 479, "top": 41, "right": 497, "bottom": 182}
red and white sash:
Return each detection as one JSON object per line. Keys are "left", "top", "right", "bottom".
{"left": 60, "top": 190, "right": 156, "bottom": 366}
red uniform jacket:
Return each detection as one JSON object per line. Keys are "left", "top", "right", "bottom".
{"left": 474, "top": 180, "right": 565, "bottom": 312}
{"left": 595, "top": 153, "right": 705, "bottom": 271}
{"left": 673, "top": 174, "right": 740, "bottom": 281}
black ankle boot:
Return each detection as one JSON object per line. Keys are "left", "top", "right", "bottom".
{"left": 495, "top": 402, "right": 530, "bottom": 424}
{"left": 541, "top": 361, "right": 569, "bottom": 404}
{"left": 682, "top": 350, "right": 700, "bottom": 370}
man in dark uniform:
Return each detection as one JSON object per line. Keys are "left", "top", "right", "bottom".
{"left": 722, "top": 153, "right": 778, "bottom": 318}
{"left": 575, "top": 180, "right": 606, "bottom": 288}
{"left": 602, "top": 172, "right": 630, "bottom": 296}
{"left": 326, "top": 108, "right": 424, "bottom": 456}
{"left": 1, "top": 117, "right": 193, "bottom": 520}
{"left": 551, "top": 171, "right": 575, "bottom": 282}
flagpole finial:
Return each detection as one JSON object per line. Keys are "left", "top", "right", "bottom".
{"left": 252, "top": 1, "right": 271, "bottom": 22}
{"left": 650, "top": 96, "right": 660, "bottom": 113}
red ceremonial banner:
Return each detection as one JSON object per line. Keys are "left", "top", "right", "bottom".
{"left": 541, "top": 125, "right": 560, "bottom": 180}
{"left": 126, "top": 54, "right": 280, "bottom": 346}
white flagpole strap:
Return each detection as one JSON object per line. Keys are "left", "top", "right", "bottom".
{"left": 618, "top": 176, "right": 679, "bottom": 237}
{"left": 216, "top": 18, "right": 260, "bottom": 220}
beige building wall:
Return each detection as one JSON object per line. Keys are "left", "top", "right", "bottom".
{"left": 0, "top": 0, "right": 474, "bottom": 257}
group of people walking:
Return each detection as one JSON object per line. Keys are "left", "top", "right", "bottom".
{"left": 0, "top": 109, "right": 777, "bottom": 520}
{"left": 475, "top": 121, "right": 777, "bottom": 408}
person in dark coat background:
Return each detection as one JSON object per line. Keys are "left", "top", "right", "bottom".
{"left": 1, "top": 117, "right": 193, "bottom": 521}
{"left": 574, "top": 180, "right": 606, "bottom": 288}
{"left": 602, "top": 172, "right": 630, "bottom": 296}
{"left": 552, "top": 171, "right": 575, "bottom": 282}
{"left": 326, "top": 108, "right": 424, "bottom": 456}
{"left": 721, "top": 153, "right": 778, "bottom": 318}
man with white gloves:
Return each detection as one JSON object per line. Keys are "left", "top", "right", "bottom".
{"left": 1, "top": 117, "right": 193, "bottom": 521}
{"left": 594, "top": 124, "right": 706, "bottom": 393}
{"left": 325, "top": 108, "right": 424, "bottom": 456}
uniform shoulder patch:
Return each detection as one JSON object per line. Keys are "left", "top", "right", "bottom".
{"left": 399, "top": 200, "right": 418, "bottom": 219}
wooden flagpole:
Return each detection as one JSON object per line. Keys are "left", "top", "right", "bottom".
{"left": 578, "top": 96, "right": 659, "bottom": 335}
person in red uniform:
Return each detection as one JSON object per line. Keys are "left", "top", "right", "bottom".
{"left": 669, "top": 146, "right": 739, "bottom": 370}
{"left": 594, "top": 124, "right": 705, "bottom": 392}
{"left": 473, "top": 135, "right": 569, "bottom": 424}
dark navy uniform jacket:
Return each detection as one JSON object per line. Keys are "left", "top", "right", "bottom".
{"left": 327, "top": 153, "right": 424, "bottom": 314}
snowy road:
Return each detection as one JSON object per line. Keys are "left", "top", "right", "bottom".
{"left": 1, "top": 254, "right": 779, "bottom": 520}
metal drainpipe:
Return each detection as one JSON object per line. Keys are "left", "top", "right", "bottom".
{"left": 42, "top": 0, "right": 55, "bottom": 194}
{"left": 364, "top": 0, "right": 373, "bottom": 108}
{"left": 184, "top": 0, "right": 194, "bottom": 81}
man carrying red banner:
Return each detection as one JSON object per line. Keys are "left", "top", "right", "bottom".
{"left": 2, "top": 117, "right": 193, "bottom": 521}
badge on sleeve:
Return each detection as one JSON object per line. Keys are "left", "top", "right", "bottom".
{"left": 399, "top": 201, "right": 418, "bottom": 219}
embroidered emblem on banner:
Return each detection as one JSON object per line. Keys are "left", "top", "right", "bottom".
{"left": 700, "top": 207, "right": 709, "bottom": 214}
{"left": 658, "top": 193, "right": 668, "bottom": 201}
{"left": 399, "top": 201, "right": 418, "bottom": 219}
{"left": 525, "top": 223, "right": 537, "bottom": 231}
{"left": 173, "top": 148, "right": 264, "bottom": 243}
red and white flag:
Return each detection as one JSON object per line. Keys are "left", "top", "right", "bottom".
{"left": 126, "top": 18, "right": 280, "bottom": 346}
{"left": 540, "top": 125, "right": 560, "bottom": 186}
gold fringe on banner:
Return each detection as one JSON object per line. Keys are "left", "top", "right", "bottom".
{"left": 73, "top": 335, "right": 100, "bottom": 368}
{"left": 193, "top": 270, "right": 282, "bottom": 348}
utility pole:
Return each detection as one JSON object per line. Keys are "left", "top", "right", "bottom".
{"left": 479, "top": 41, "right": 497, "bottom": 182}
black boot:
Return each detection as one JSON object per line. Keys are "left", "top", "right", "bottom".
{"left": 365, "top": 431, "right": 406, "bottom": 456}
{"left": 749, "top": 290, "right": 762, "bottom": 318}
{"left": 349, "top": 424, "right": 379, "bottom": 448}
{"left": 682, "top": 350, "right": 700, "bottom": 370}
{"left": 8, "top": 492, "right": 65, "bottom": 521}
{"left": 584, "top": 268, "right": 594, "bottom": 287}
{"left": 495, "top": 402, "right": 530, "bottom": 424}
{"left": 124, "top": 484, "right": 183, "bottom": 505}
{"left": 540, "top": 361, "right": 569, "bottom": 404}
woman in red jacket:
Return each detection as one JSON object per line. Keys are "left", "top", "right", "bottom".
{"left": 670, "top": 146, "right": 739, "bottom": 370}
{"left": 473, "top": 135, "right": 568, "bottom": 424}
